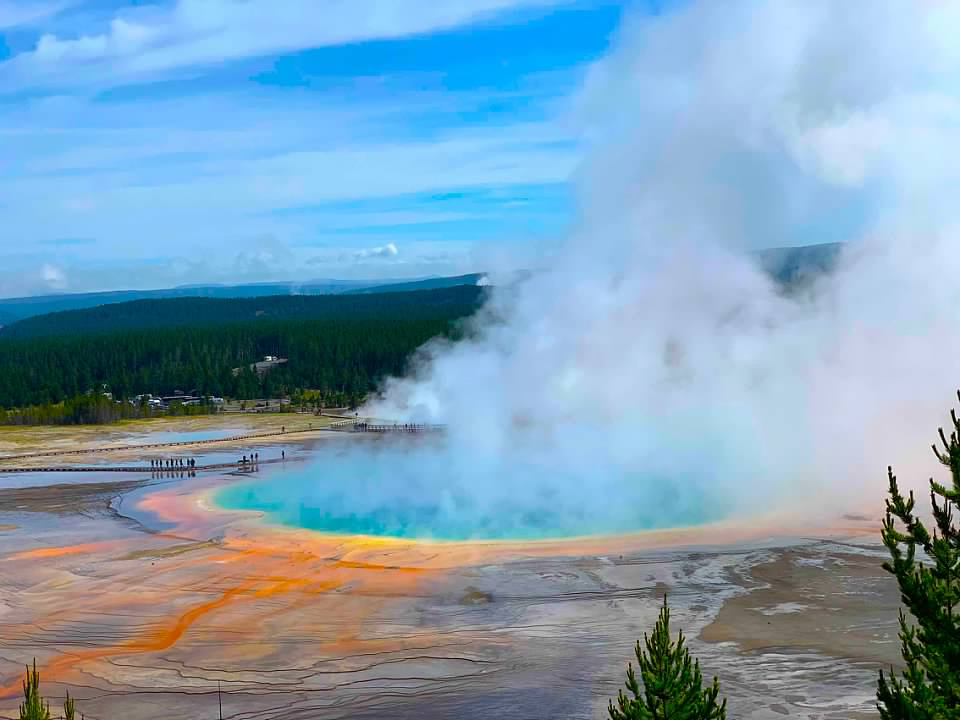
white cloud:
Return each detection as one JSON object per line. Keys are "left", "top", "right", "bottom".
{"left": 0, "top": 115, "right": 576, "bottom": 259}
{"left": 1, "top": 0, "right": 566, "bottom": 92}
{"left": 325, "top": 243, "right": 401, "bottom": 263}
{"left": 0, "top": 77, "right": 577, "bottom": 293}
{"left": 0, "top": 2, "right": 581, "bottom": 292}
{"left": 0, "top": 1, "right": 69, "bottom": 30}
{"left": 40, "top": 263, "right": 67, "bottom": 290}
{"left": 358, "top": 242, "right": 399, "bottom": 260}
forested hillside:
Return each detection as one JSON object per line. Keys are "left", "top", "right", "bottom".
{"left": 0, "top": 274, "right": 475, "bottom": 325}
{"left": 1, "top": 286, "right": 482, "bottom": 339}
{"left": 0, "top": 286, "right": 483, "bottom": 410}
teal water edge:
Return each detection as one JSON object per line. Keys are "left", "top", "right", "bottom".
{"left": 215, "top": 442, "right": 724, "bottom": 541}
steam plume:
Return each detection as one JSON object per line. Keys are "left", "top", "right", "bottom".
{"left": 363, "top": 0, "right": 960, "bottom": 529}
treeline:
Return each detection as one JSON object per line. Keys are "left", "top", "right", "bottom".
{"left": 0, "top": 394, "right": 218, "bottom": 426}
{"left": 0, "top": 287, "right": 482, "bottom": 411}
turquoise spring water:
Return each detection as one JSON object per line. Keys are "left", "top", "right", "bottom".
{"left": 214, "top": 441, "right": 725, "bottom": 541}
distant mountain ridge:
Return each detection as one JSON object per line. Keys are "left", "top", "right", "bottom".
{"left": 345, "top": 273, "right": 486, "bottom": 294}
{"left": 0, "top": 242, "right": 841, "bottom": 331}
{"left": 0, "top": 286, "right": 486, "bottom": 340}
{"left": 0, "top": 275, "right": 478, "bottom": 326}
{"left": 758, "top": 242, "right": 843, "bottom": 287}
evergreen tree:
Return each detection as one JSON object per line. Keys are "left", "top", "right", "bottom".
{"left": 19, "top": 660, "right": 50, "bottom": 720}
{"left": 609, "top": 597, "right": 727, "bottom": 720}
{"left": 878, "top": 394, "right": 960, "bottom": 718}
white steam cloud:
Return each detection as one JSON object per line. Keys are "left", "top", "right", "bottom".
{"left": 364, "top": 0, "right": 960, "bottom": 528}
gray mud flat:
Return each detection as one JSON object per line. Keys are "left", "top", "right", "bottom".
{"left": 375, "top": 541, "right": 898, "bottom": 719}
{"left": 0, "top": 478, "right": 149, "bottom": 515}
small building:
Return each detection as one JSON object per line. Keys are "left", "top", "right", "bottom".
{"left": 161, "top": 394, "right": 203, "bottom": 406}
{"left": 232, "top": 357, "right": 287, "bottom": 376}
{"left": 251, "top": 356, "right": 288, "bottom": 376}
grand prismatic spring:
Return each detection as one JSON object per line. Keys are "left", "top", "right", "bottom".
{"left": 215, "top": 440, "right": 725, "bottom": 541}
{"left": 0, "top": 421, "right": 898, "bottom": 719}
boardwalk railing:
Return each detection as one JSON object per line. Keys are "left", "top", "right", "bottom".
{"left": 331, "top": 421, "right": 445, "bottom": 434}
{"left": 0, "top": 425, "right": 331, "bottom": 463}
{"left": 0, "top": 418, "right": 445, "bottom": 472}
{"left": 0, "top": 457, "right": 291, "bottom": 474}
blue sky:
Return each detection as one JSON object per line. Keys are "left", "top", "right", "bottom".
{"left": 0, "top": 0, "right": 641, "bottom": 297}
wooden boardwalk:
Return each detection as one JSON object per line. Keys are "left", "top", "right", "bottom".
{"left": 0, "top": 417, "right": 443, "bottom": 474}
{"left": 330, "top": 420, "right": 445, "bottom": 433}
{"left": 0, "top": 424, "right": 337, "bottom": 463}
{"left": 0, "top": 457, "right": 288, "bottom": 474}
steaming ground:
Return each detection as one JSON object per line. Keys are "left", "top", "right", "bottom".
{"left": 368, "top": 0, "right": 960, "bottom": 526}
